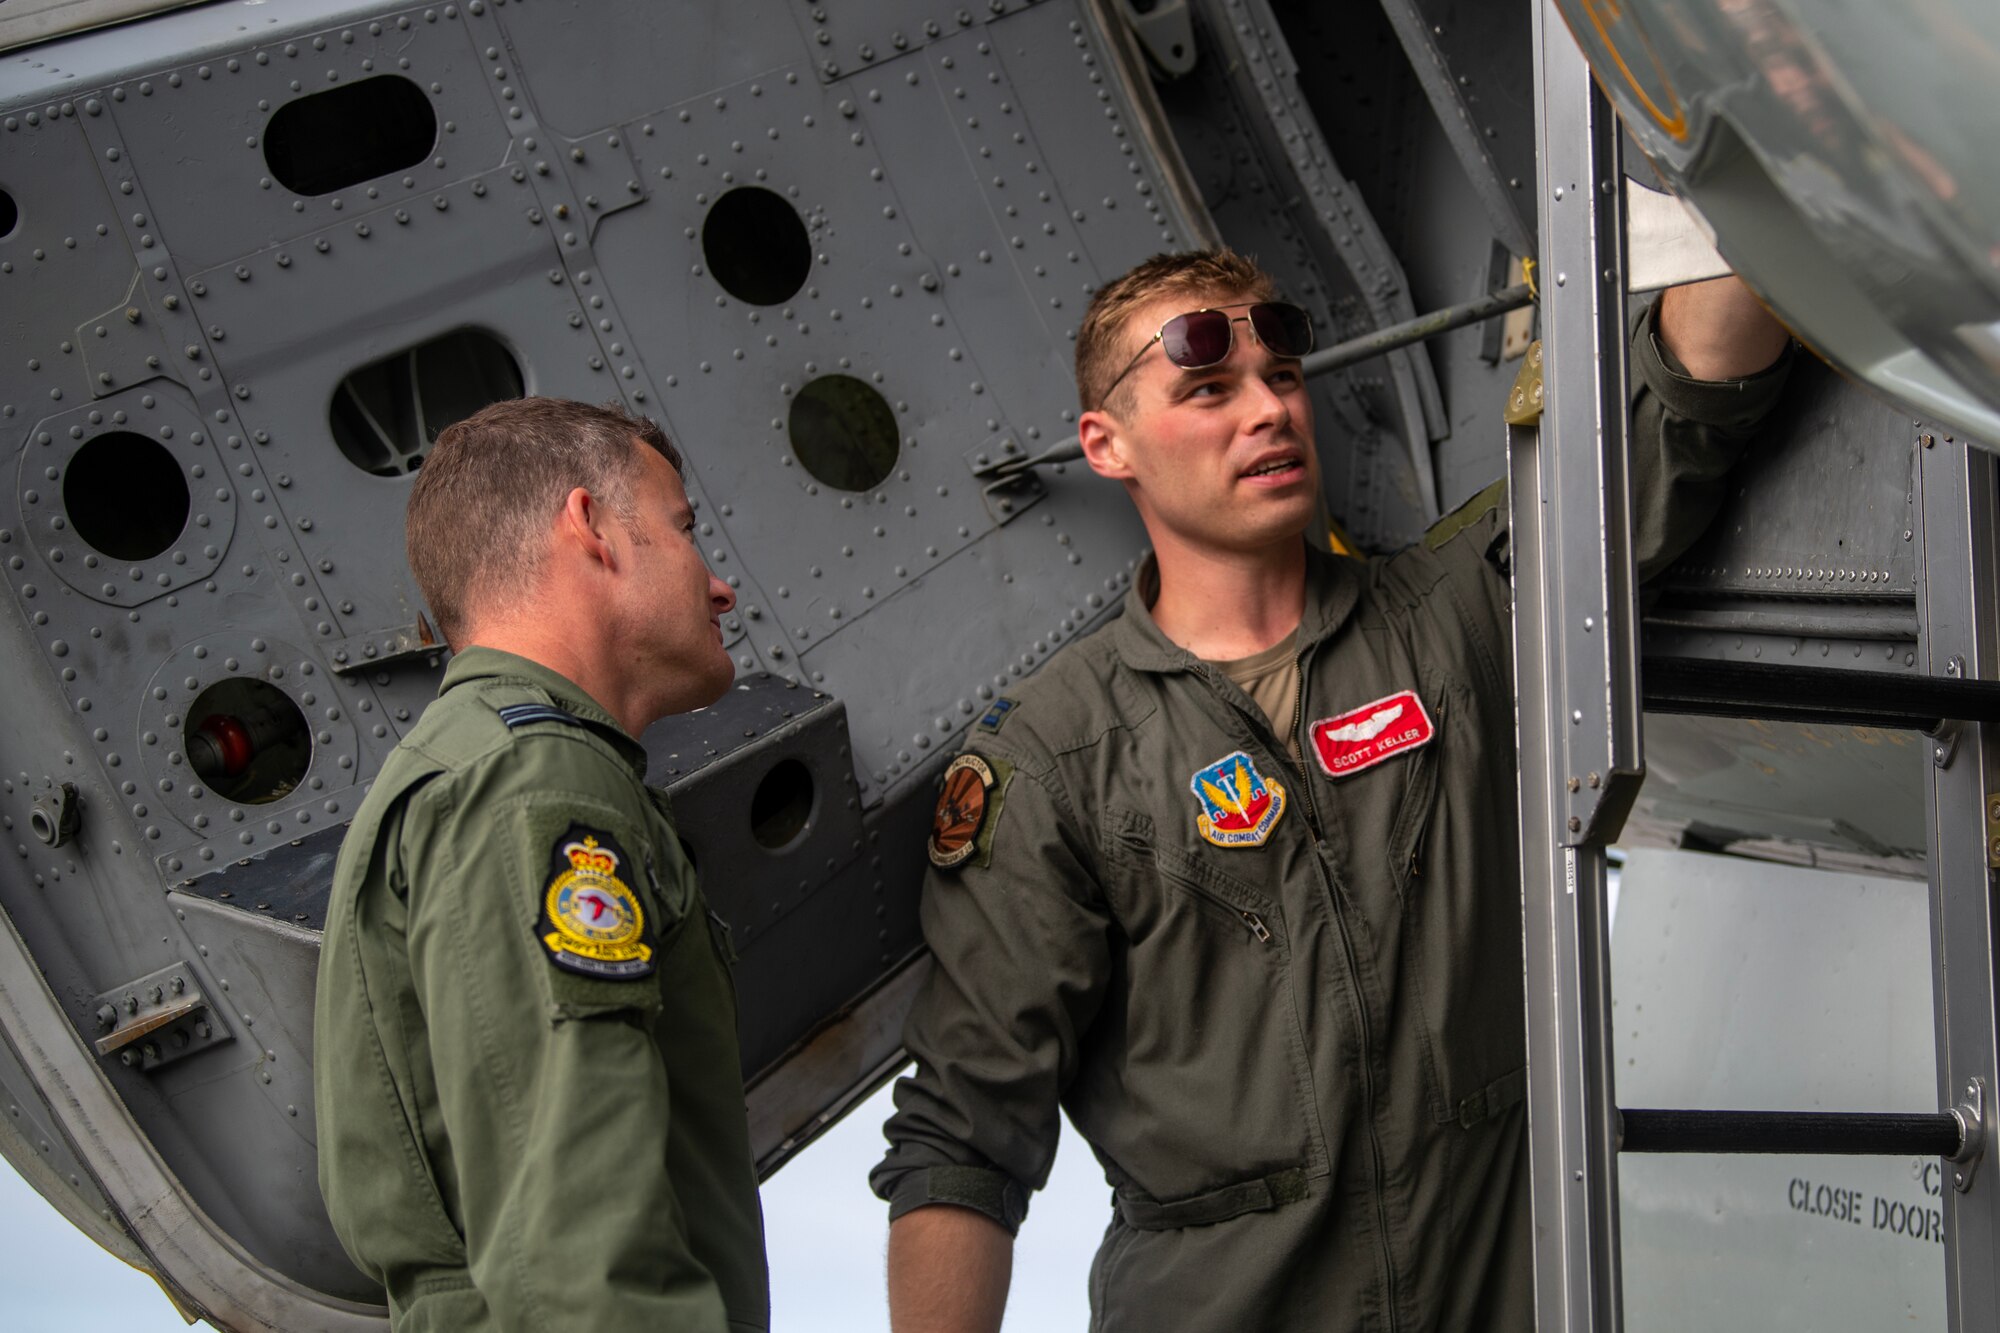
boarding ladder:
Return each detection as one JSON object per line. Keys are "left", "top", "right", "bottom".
{"left": 1512, "top": 2, "right": 2000, "bottom": 1329}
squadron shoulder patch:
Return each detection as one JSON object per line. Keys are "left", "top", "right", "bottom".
{"left": 1310, "top": 689, "right": 1434, "bottom": 779}
{"left": 537, "top": 824, "right": 657, "bottom": 980}
{"left": 929, "top": 754, "right": 996, "bottom": 869}
{"left": 1190, "top": 750, "right": 1287, "bottom": 848}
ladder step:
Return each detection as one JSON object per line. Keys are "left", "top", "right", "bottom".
{"left": 1619, "top": 1108, "right": 1964, "bottom": 1156}
{"left": 1641, "top": 656, "right": 2000, "bottom": 731}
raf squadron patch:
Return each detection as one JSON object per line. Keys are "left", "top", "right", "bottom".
{"left": 1189, "top": 750, "right": 1287, "bottom": 848}
{"left": 929, "top": 754, "right": 997, "bottom": 869}
{"left": 538, "top": 824, "right": 656, "bottom": 980}
{"left": 1310, "top": 689, "right": 1434, "bottom": 779}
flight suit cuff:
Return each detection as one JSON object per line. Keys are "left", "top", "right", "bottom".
{"left": 883, "top": 1165, "right": 1031, "bottom": 1236}
{"left": 1633, "top": 298, "right": 1792, "bottom": 433}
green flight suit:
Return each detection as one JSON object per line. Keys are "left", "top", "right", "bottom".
{"left": 872, "top": 308, "right": 1790, "bottom": 1331}
{"left": 315, "top": 647, "right": 768, "bottom": 1333}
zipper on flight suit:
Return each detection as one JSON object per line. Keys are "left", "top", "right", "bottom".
{"left": 1287, "top": 643, "right": 1404, "bottom": 1333}
{"left": 1201, "top": 653, "right": 1404, "bottom": 1332}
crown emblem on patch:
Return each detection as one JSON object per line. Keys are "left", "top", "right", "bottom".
{"left": 563, "top": 837, "right": 620, "bottom": 877}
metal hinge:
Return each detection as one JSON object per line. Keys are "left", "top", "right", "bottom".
{"left": 328, "top": 615, "right": 444, "bottom": 676}
{"left": 91, "top": 962, "right": 230, "bottom": 1072}
{"left": 1113, "top": 0, "right": 1198, "bottom": 79}
{"left": 1952, "top": 1076, "right": 1987, "bottom": 1193}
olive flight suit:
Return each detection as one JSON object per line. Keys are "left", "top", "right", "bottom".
{"left": 316, "top": 647, "right": 768, "bottom": 1333}
{"left": 872, "top": 308, "right": 1790, "bottom": 1331}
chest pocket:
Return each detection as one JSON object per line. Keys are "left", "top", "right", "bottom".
{"left": 1385, "top": 676, "right": 1527, "bottom": 1127}
{"left": 1088, "top": 810, "right": 1328, "bottom": 1219}
{"left": 1386, "top": 686, "right": 1447, "bottom": 893}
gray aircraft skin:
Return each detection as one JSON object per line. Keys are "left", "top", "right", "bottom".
{"left": 0, "top": 0, "right": 1974, "bottom": 1328}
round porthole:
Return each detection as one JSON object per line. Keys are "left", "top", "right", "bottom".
{"left": 63, "top": 431, "right": 190, "bottom": 562}
{"left": 788, "top": 375, "right": 900, "bottom": 493}
{"left": 750, "top": 758, "right": 815, "bottom": 852}
{"left": 0, "top": 189, "right": 18, "bottom": 241}
{"left": 702, "top": 186, "right": 813, "bottom": 306}
{"left": 183, "top": 679, "right": 312, "bottom": 806}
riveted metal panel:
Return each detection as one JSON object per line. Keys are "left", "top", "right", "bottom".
{"left": 800, "top": 539, "right": 1142, "bottom": 794}
{"left": 1658, "top": 358, "right": 1920, "bottom": 606}
{"left": 105, "top": 9, "right": 507, "bottom": 274}
{"left": 800, "top": 0, "right": 1043, "bottom": 87}
{"left": 598, "top": 68, "right": 1002, "bottom": 672}
{"left": 171, "top": 821, "right": 344, "bottom": 928}
{"left": 0, "top": 112, "right": 140, "bottom": 412}
{"left": 179, "top": 167, "right": 608, "bottom": 651}
{"left": 156, "top": 891, "right": 377, "bottom": 1301}
{"left": 13, "top": 387, "right": 237, "bottom": 607}
{"left": 140, "top": 635, "right": 359, "bottom": 873}
{"left": 991, "top": 2, "right": 1191, "bottom": 270}
{"left": 486, "top": 0, "right": 794, "bottom": 137}
{"left": 0, "top": 589, "right": 379, "bottom": 1309}
{"left": 1375, "top": 0, "right": 1536, "bottom": 258}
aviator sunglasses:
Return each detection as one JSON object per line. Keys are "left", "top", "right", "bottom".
{"left": 1097, "top": 301, "right": 1315, "bottom": 408}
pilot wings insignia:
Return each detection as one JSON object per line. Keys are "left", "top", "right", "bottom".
{"left": 1315, "top": 702, "right": 1404, "bottom": 744}
{"left": 1310, "top": 690, "right": 1434, "bottom": 778}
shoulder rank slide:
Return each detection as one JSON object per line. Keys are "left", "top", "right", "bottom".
{"left": 499, "top": 702, "right": 582, "bottom": 730}
{"left": 977, "top": 697, "right": 1018, "bottom": 733}
{"left": 538, "top": 823, "right": 656, "bottom": 980}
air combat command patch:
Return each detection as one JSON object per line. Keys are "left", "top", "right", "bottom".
{"left": 929, "top": 753, "right": 1001, "bottom": 869}
{"left": 1190, "top": 750, "right": 1287, "bottom": 848}
{"left": 538, "top": 824, "right": 657, "bottom": 980}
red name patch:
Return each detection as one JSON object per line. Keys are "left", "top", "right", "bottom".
{"left": 1310, "top": 690, "right": 1434, "bottom": 779}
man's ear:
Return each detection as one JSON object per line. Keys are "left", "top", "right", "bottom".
{"left": 556, "top": 486, "right": 619, "bottom": 570}
{"left": 1078, "top": 408, "right": 1136, "bottom": 482}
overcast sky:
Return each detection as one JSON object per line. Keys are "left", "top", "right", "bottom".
{"left": 0, "top": 1076, "right": 1108, "bottom": 1331}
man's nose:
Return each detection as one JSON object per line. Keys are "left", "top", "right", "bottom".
{"left": 709, "top": 572, "right": 737, "bottom": 615}
{"left": 1244, "top": 370, "right": 1292, "bottom": 430}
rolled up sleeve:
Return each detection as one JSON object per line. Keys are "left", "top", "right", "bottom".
{"left": 1629, "top": 296, "right": 1794, "bottom": 581}
{"left": 871, "top": 754, "right": 1112, "bottom": 1235}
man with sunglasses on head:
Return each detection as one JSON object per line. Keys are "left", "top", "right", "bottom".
{"left": 871, "top": 250, "right": 1791, "bottom": 1332}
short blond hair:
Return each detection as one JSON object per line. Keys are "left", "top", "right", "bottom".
{"left": 1075, "top": 249, "right": 1279, "bottom": 416}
